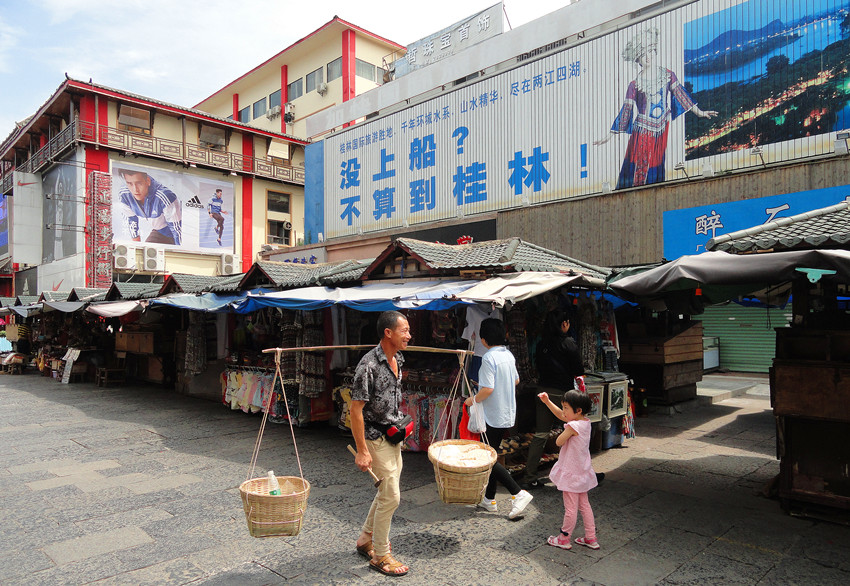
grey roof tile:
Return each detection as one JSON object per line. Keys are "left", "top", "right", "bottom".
{"left": 166, "top": 273, "right": 245, "bottom": 294}
{"left": 39, "top": 291, "right": 70, "bottom": 302}
{"left": 393, "top": 237, "right": 610, "bottom": 279}
{"left": 708, "top": 200, "right": 850, "bottom": 253}
{"left": 109, "top": 282, "right": 162, "bottom": 300}
{"left": 68, "top": 288, "right": 109, "bottom": 302}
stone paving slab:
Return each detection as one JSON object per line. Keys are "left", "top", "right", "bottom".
{"left": 42, "top": 526, "right": 154, "bottom": 565}
{"left": 2, "top": 373, "right": 849, "bottom": 585}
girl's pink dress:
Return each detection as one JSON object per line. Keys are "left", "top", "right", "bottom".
{"left": 548, "top": 419, "right": 597, "bottom": 493}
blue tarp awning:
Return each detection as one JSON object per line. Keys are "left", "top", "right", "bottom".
{"left": 233, "top": 280, "right": 479, "bottom": 313}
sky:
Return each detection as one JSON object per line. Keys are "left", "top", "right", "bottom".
{"left": 0, "top": 0, "right": 574, "bottom": 137}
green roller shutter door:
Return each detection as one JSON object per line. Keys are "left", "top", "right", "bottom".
{"left": 694, "top": 304, "right": 792, "bottom": 373}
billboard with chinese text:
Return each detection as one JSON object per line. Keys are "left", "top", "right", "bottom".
{"left": 663, "top": 186, "right": 850, "bottom": 260}
{"left": 392, "top": 3, "right": 504, "bottom": 79}
{"left": 322, "top": 0, "right": 850, "bottom": 240}
{"left": 111, "top": 162, "right": 234, "bottom": 253}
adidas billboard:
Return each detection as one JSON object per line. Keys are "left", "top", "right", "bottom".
{"left": 185, "top": 195, "right": 204, "bottom": 209}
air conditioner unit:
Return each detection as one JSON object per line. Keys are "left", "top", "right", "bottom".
{"left": 316, "top": 82, "right": 328, "bottom": 96}
{"left": 284, "top": 102, "right": 294, "bottom": 113}
{"left": 142, "top": 246, "right": 165, "bottom": 272}
{"left": 265, "top": 105, "right": 282, "bottom": 120}
{"left": 283, "top": 220, "right": 293, "bottom": 231}
{"left": 113, "top": 243, "right": 136, "bottom": 270}
{"left": 220, "top": 253, "right": 240, "bottom": 275}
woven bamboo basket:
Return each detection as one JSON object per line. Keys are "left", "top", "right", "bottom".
{"left": 427, "top": 439, "right": 497, "bottom": 505}
{"left": 239, "top": 476, "right": 310, "bottom": 538}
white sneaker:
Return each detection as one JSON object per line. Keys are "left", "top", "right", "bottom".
{"left": 508, "top": 490, "right": 533, "bottom": 519}
{"left": 477, "top": 496, "right": 498, "bottom": 512}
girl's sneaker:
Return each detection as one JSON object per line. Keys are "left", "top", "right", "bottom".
{"left": 574, "top": 537, "right": 600, "bottom": 550}
{"left": 546, "top": 533, "right": 571, "bottom": 550}
{"left": 477, "top": 496, "right": 497, "bottom": 512}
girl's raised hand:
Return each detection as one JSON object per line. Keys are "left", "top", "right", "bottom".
{"left": 537, "top": 392, "right": 549, "bottom": 402}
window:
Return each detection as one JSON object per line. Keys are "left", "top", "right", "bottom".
{"left": 225, "top": 115, "right": 233, "bottom": 121}
{"left": 327, "top": 57, "right": 342, "bottom": 82}
{"left": 199, "top": 125, "right": 226, "bottom": 151}
{"left": 267, "top": 141, "right": 290, "bottom": 164}
{"left": 268, "top": 220, "right": 291, "bottom": 245}
{"left": 269, "top": 89, "right": 282, "bottom": 109}
{"left": 253, "top": 98, "right": 266, "bottom": 119}
{"left": 268, "top": 191, "right": 290, "bottom": 214}
{"left": 355, "top": 58, "right": 376, "bottom": 82}
{"left": 117, "top": 105, "right": 151, "bottom": 135}
{"left": 306, "top": 67, "right": 323, "bottom": 93}
{"left": 239, "top": 106, "right": 250, "bottom": 123}
{"left": 288, "top": 78, "right": 303, "bottom": 100}
{"left": 377, "top": 67, "right": 388, "bottom": 85}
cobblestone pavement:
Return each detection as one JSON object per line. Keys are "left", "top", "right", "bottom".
{"left": 1, "top": 371, "right": 849, "bottom": 585}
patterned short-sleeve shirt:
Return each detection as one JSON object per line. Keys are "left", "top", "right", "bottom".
{"left": 351, "top": 344, "right": 405, "bottom": 440}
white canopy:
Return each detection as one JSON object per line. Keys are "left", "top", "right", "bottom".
{"left": 456, "top": 272, "right": 588, "bottom": 307}
{"left": 86, "top": 300, "right": 145, "bottom": 317}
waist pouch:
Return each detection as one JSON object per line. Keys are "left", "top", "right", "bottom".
{"left": 375, "top": 415, "right": 414, "bottom": 444}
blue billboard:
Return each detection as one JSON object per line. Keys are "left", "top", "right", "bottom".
{"left": 663, "top": 185, "right": 850, "bottom": 259}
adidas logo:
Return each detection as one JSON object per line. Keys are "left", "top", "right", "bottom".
{"left": 185, "top": 195, "right": 204, "bottom": 209}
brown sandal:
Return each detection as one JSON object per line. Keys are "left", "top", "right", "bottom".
{"left": 356, "top": 540, "right": 374, "bottom": 560}
{"left": 369, "top": 553, "right": 409, "bottom": 577}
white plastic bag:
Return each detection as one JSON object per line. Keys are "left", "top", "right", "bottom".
{"left": 467, "top": 399, "right": 486, "bottom": 434}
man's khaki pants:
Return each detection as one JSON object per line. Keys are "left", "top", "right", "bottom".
{"left": 361, "top": 436, "right": 402, "bottom": 558}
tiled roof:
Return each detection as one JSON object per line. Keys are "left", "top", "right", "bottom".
{"left": 164, "top": 273, "right": 245, "bottom": 294}
{"left": 68, "top": 288, "right": 109, "bottom": 302}
{"left": 108, "top": 282, "right": 162, "bottom": 300}
{"left": 320, "top": 259, "right": 374, "bottom": 284}
{"left": 708, "top": 200, "right": 850, "bottom": 253}
{"left": 0, "top": 296, "right": 16, "bottom": 307}
{"left": 39, "top": 291, "right": 70, "bottom": 302}
{"left": 389, "top": 238, "right": 610, "bottom": 279}
{"left": 15, "top": 295, "right": 39, "bottom": 306}
{"left": 250, "top": 260, "right": 370, "bottom": 288}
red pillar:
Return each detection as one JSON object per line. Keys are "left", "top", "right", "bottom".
{"left": 241, "top": 134, "right": 254, "bottom": 271}
{"left": 280, "top": 65, "right": 288, "bottom": 133}
{"left": 232, "top": 93, "right": 239, "bottom": 120}
{"left": 342, "top": 29, "right": 356, "bottom": 127}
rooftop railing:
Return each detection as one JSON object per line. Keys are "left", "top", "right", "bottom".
{"left": 1, "top": 119, "right": 304, "bottom": 194}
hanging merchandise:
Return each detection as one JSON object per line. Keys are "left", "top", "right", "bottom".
{"left": 578, "top": 293, "right": 599, "bottom": 372}
{"left": 184, "top": 311, "right": 207, "bottom": 375}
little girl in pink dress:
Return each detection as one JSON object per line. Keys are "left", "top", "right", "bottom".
{"left": 538, "top": 389, "right": 600, "bottom": 550}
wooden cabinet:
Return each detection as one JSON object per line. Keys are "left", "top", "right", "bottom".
{"left": 115, "top": 332, "right": 154, "bottom": 354}
{"left": 772, "top": 328, "right": 850, "bottom": 513}
{"left": 620, "top": 322, "right": 704, "bottom": 404}
{"left": 619, "top": 322, "right": 704, "bottom": 364}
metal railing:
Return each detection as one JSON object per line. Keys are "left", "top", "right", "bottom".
{"left": 1, "top": 119, "right": 304, "bottom": 193}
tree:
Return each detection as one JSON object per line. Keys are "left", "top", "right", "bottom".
{"left": 766, "top": 55, "right": 791, "bottom": 77}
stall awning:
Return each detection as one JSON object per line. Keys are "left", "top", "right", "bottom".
{"left": 455, "top": 272, "right": 590, "bottom": 307}
{"left": 609, "top": 249, "right": 850, "bottom": 297}
{"left": 42, "top": 301, "right": 86, "bottom": 313}
{"left": 86, "top": 300, "right": 145, "bottom": 317}
{"left": 234, "top": 280, "right": 479, "bottom": 313}
{"left": 149, "top": 292, "right": 245, "bottom": 313}
{"left": 11, "top": 303, "right": 42, "bottom": 317}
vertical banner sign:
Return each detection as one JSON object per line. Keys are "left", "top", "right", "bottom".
{"left": 88, "top": 171, "right": 113, "bottom": 289}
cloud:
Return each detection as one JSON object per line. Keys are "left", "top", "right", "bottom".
{"left": 0, "top": 17, "right": 23, "bottom": 73}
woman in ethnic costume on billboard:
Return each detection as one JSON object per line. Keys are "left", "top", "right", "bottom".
{"left": 594, "top": 27, "right": 717, "bottom": 189}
